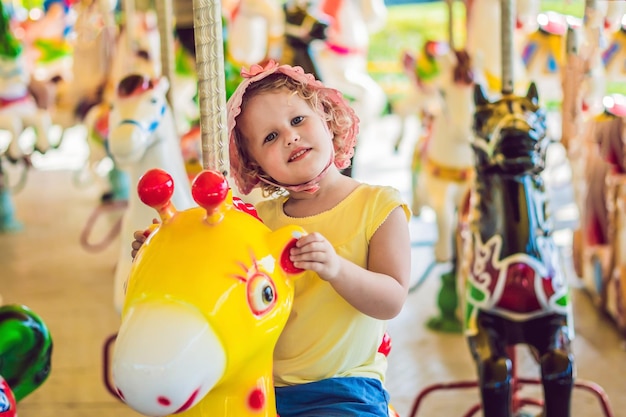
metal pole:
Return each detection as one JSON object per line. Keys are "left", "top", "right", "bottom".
{"left": 192, "top": 0, "right": 229, "bottom": 175}
{"left": 446, "top": 0, "right": 454, "bottom": 50}
{"left": 500, "top": 0, "right": 514, "bottom": 94}
{"left": 156, "top": 0, "right": 176, "bottom": 106}
{"left": 123, "top": 0, "right": 136, "bottom": 75}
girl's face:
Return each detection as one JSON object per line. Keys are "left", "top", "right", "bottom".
{"left": 237, "top": 88, "right": 334, "bottom": 187}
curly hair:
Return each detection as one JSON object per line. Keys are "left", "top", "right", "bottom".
{"left": 232, "top": 73, "right": 357, "bottom": 196}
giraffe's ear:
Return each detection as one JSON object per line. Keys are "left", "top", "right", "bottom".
{"left": 268, "top": 226, "right": 307, "bottom": 276}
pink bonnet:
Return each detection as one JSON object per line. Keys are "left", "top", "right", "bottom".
{"left": 227, "top": 60, "right": 359, "bottom": 195}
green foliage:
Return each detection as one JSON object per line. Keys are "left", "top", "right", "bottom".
{"left": 367, "top": 0, "right": 613, "bottom": 104}
{"left": 0, "top": 1, "right": 22, "bottom": 58}
{"left": 369, "top": 1, "right": 466, "bottom": 63}
{"left": 369, "top": 1, "right": 465, "bottom": 103}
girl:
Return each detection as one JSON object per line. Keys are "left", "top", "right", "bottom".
{"left": 133, "top": 61, "right": 411, "bottom": 416}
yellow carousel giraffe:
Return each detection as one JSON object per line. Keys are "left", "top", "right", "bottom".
{"left": 111, "top": 168, "right": 305, "bottom": 417}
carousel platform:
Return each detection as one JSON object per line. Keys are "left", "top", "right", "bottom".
{"left": 0, "top": 114, "right": 624, "bottom": 417}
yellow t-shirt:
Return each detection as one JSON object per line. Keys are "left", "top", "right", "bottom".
{"left": 255, "top": 184, "right": 410, "bottom": 387}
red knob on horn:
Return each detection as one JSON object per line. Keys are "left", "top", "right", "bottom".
{"left": 137, "top": 169, "right": 174, "bottom": 209}
{"left": 191, "top": 170, "right": 229, "bottom": 215}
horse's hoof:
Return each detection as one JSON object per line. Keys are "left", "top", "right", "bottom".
{"left": 0, "top": 218, "right": 23, "bottom": 233}
{"left": 22, "top": 155, "right": 33, "bottom": 167}
{"left": 425, "top": 315, "right": 463, "bottom": 334}
{"left": 35, "top": 144, "right": 50, "bottom": 155}
{"left": 101, "top": 191, "right": 115, "bottom": 204}
{"left": 100, "top": 190, "right": 129, "bottom": 205}
{"left": 4, "top": 154, "right": 20, "bottom": 164}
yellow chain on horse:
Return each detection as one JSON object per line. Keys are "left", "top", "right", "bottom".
{"left": 424, "top": 157, "right": 474, "bottom": 183}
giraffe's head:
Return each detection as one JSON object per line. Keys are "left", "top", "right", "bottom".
{"left": 112, "top": 169, "right": 305, "bottom": 416}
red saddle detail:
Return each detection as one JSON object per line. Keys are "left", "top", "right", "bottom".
{"left": 0, "top": 94, "right": 29, "bottom": 109}
{"left": 0, "top": 377, "right": 16, "bottom": 417}
{"left": 496, "top": 262, "right": 546, "bottom": 313}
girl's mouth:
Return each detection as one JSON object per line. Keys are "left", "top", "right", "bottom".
{"left": 289, "top": 148, "right": 311, "bottom": 162}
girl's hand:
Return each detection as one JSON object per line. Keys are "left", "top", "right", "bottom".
{"left": 289, "top": 232, "right": 341, "bottom": 281}
{"left": 130, "top": 219, "right": 159, "bottom": 259}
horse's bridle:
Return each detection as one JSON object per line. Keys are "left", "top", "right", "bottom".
{"left": 473, "top": 112, "right": 537, "bottom": 159}
{"left": 116, "top": 103, "right": 167, "bottom": 137}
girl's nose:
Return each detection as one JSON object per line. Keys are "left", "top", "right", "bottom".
{"left": 285, "top": 132, "right": 300, "bottom": 146}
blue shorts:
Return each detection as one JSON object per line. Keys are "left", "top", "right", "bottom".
{"left": 275, "top": 377, "right": 390, "bottom": 417}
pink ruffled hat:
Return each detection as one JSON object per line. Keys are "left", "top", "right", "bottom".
{"left": 227, "top": 60, "right": 359, "bottom": 195}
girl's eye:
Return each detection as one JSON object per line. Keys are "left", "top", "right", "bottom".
{"left": 291, "top": 116, "right": 304, "bottom": 125}
{"left": 264, "top": 132, "right": 277, "bottom": 143}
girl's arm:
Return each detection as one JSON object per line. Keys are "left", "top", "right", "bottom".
{"left": 290, "top": 206, "right": 411, "bottom": 319}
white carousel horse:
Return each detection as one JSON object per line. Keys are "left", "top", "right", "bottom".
{"left": 410, "top": 45, "right": 476, "bottom": 264}
{"left": 224, "top": 0, "right": 285, "bottom": 67}
{"left": 68, "top": 7, "right": 165, "bottom": 201}
{"left": 109, "top": 9, "right": 162, "bottom": 89}
{"left": 521, "top": 2, "right": 622, "bottom": 109}
{"left": 107, "top": 73, "right": 194, "bottom": 313}
{"left": 521, "top": 11, "right": 572, "bottom": 105}
{"left": 308, "top": 0, "right": 387, "bottom": 125}
{"left": 0, "top": 52, "right": 51, "bottom": 162}
{"left": 111, "top": 9, "right": 199, "bottom": 136}
{"left": 466, "top": 0, "right": 538, "bottom": 96}
{"left": 54, "top": 4, "right": 161, "bottom": 127}
{"left": 50, "top": 0, "right": 117, "bottom": 129}
{"left": 17, "top": 0, "right": 74, "bottom": 83}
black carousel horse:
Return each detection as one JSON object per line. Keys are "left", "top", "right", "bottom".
{"left": 461, "top": 83, "right": 574, "bottom": 417}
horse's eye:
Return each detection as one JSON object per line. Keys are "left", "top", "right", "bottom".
{"left": 118, "top": 75, "right": 151, "bottom": 97}
{"left": 150, "top": 98, "right": 157, "bottom": 104}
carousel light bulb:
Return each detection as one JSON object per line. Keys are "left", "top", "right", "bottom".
{"left": 603, "top": 95, "right": 615, "bottom": 110}
{"left": 537, "top": 13, "right": 548, "bottom": 27}
{"left": 28, "top": 8, "right": 43, "bottom": 21}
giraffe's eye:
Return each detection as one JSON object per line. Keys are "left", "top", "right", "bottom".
{"left": 247, "top": 272, "right": 277, "bottom": 316}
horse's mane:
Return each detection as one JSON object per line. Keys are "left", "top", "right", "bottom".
{"left": 584, "top": 150, "right": 610, "bottom": 245}
{"left": 596, "top": 116, "right": 625, "bottom": 173}
{"left": 452, "top": 49, "right": 474, "bottom": 86}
